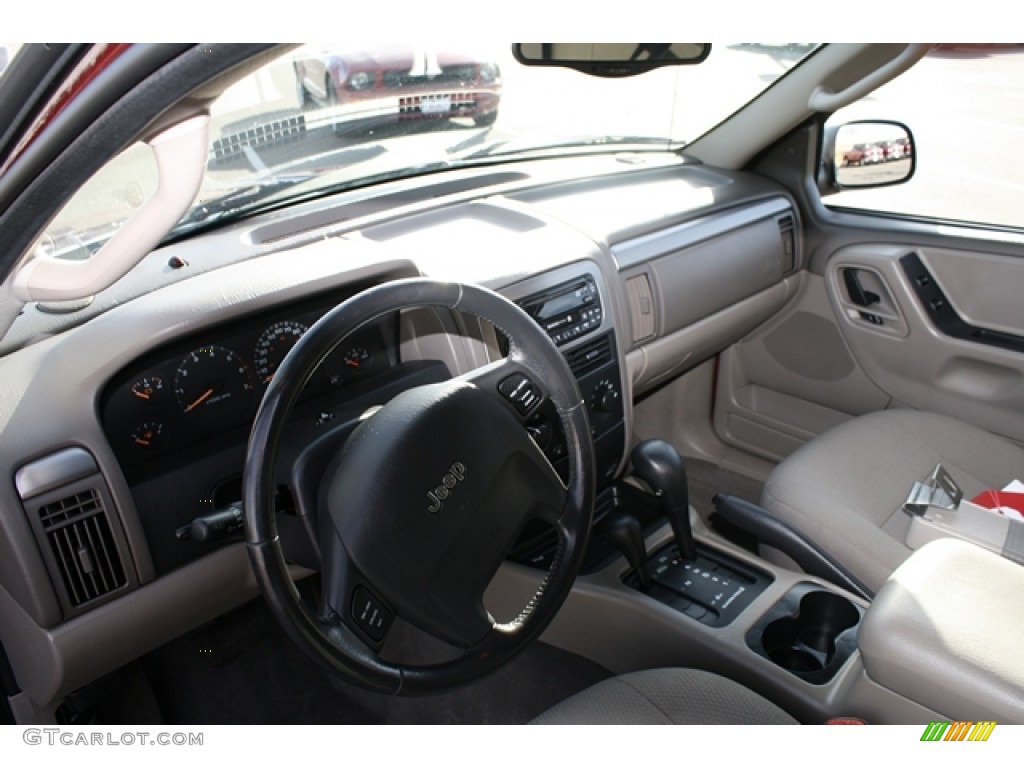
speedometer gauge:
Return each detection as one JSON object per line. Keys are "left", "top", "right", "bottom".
{"left": 174, "top": 345, "right": 254, "bottom": 427}
{"left": 254, "top": 321, "right": 309, "bottom": 384}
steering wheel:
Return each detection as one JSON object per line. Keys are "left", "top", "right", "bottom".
{"left": 243, "top": 278, "right": 595, "bottom": 694}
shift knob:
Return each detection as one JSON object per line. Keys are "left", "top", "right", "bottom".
{"left": 630, "top": 440, "right": 697, "bottom": 561}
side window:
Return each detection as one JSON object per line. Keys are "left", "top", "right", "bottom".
{"left": 824, "top": 45, "right": 1024, "bottom": 230}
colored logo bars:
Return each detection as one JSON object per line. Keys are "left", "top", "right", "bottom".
{"left": 920, "top": 721, "right": 997, "bottom": 742}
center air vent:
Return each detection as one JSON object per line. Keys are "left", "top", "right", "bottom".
{"left": 38, "top": 489, "right": 127, "bottom": 607}
{"left": 565, "top": 333, "right": 613, "bottom": 378}
{"left": 17, "top": 447, "right": 136, "bottom": 618}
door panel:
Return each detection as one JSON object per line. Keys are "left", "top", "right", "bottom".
{"left": 713, "top": 272, "right": 891, "bottom": 462}
{"left": 712, "top": 49, "right": 1024, "bottom": 463}
{"left": 823, "top": 243, "right": 1024, "bottom": 443}
{"left": 715, "top": 241, "right": 1024, "bottom": 463}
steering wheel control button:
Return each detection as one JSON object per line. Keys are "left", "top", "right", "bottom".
{"left": 498, "top": 373, "right": 542, "bottom": 416}
{"left": 351, "top": 586, "right": 392, "bottom": 642}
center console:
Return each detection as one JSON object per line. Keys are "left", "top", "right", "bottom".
{"left": 486, "top": 424, "right": 944, "bottom": 724}
{"left": 859, "top": 537, "right": 1024, "bottom": 722}
{"left": 499, "top": 263, "right": 629, "bottom": 571}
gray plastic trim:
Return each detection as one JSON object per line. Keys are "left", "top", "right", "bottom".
{"left": 612, "top": 198, "right": 792, "bottom": 270}
{"left": 15, "top": 447, "right": 98, "bottom": 500}
{"left": 0, "top": 544, "right": 309, "bottom": 707}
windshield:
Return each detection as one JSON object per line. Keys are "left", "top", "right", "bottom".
{"left": 0, "top": 43, "right": 19, "bottom": 80}
{"left": 36, "top": 43, "right": 819, "bottom": 260}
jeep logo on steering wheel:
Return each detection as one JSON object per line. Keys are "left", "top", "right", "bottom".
{"left": 426, "top": 462, "right": 467, "bottom": 514}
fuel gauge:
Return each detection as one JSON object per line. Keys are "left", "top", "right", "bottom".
{"left": 342, "top": 346, "right": 371, "bottom": 372}
{"left": 131, "top": 375, "right": 166, "bottom": 403}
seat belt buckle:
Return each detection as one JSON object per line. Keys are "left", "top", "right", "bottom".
{"left": 904, "top": 463, "right": 962, "bottom": 516}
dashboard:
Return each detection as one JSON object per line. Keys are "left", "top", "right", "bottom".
{"left": 101, "top": 291, "right": 397, "bottom": 476}
{"left": 0, "top": 151, "right": 801, "bottom": 707}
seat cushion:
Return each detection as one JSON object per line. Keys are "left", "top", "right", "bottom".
{"left": 761, "top": 410, "right": 1024, "bottom": 592}
{"left": 531, "top": 668, "right": 798, "bottom": 725}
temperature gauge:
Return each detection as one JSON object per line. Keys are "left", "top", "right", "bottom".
{"left": 131, "top": 421, "right": 165, "bottom": 450}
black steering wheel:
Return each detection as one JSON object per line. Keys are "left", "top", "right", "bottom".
{"left": 243, "top": 278, "right": 595, "bottom": 694}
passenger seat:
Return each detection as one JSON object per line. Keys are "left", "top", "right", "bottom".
{"left": 760, "top": 409, "right": 1024, "bottom": 593}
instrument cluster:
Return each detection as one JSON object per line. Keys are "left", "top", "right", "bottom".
{"left": 101, "top": 295, "right": 396, "bottom": 473}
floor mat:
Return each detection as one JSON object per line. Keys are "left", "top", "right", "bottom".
{"left": 140, "top": 596, "right": 610, "bottom": 725}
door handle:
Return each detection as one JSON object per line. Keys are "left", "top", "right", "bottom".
{"left": 843, "top": 268, "right": 880, "bottom": 308}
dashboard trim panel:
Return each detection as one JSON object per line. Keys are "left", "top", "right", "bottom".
{"left": 611, "top": 197, "right": 793, "bottom": 269}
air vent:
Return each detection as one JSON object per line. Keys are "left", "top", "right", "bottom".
{"left": 37, "top": 489, "right": 127, "bottom": 607}
{"left": 17, "top": 448, "right": 135, "bottom": 617}
{"left": 565, "top": 334, "right": 612, "bottom": 378}
{"left": 777, "top": 213, "right": 796, "bottom": 271}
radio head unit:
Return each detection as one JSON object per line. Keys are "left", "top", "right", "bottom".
{"left": 518, "top": 276, "right": 603, "bottom": 346}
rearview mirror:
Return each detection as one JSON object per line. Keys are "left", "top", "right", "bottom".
{"left": 829, "top": 120, "right": 916, "bottom": 189}
{"left": 513, "top": 44, "right": 710, "bottom": 77}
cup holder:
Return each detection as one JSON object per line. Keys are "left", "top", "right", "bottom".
{"left": 748, "top": 585, "right": 862, "bottom": 683}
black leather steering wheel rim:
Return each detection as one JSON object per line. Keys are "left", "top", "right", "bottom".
{"left": 243, "top": 278, "right": 595, "bottom": 694}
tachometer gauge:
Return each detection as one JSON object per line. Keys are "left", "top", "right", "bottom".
{"left": 130, "top": 375, "right": 166, "bottom": 403}
{"left": 254, "top": 321, "right": 308, "bottom": 384}
{"left": 174, "top": 346, "right": 254, "bottom": 426}
{"left": 131, "top": 421, "right": 165, "bottom": 450}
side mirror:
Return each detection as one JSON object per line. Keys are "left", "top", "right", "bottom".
{"left": 820, "top": 120, "right": 916, "bottom": 194}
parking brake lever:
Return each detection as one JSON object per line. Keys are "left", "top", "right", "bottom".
{"left": 600, "top": 511, "right": 652, "bottom": 591}
{"left": 712, "top": 494, "right": 873, "bottom": 600}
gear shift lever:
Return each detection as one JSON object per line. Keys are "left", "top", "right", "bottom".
{"left": 630, "top": 440, "right": 697, "bottom": 562}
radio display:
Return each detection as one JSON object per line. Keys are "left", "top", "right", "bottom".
{"left": 519, "top": 276, "right": 602, "bottom": 347}
{"left": 537, "top": 292, "right": 581, "bottom": 321}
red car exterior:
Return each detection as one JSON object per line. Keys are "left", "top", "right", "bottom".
{"left": 293, "top": 45, "right": 501, "bottom": 127}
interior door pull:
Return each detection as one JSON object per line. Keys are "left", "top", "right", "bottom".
{"left": 843, "top": 269, "right": 879, "bottom": 307}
